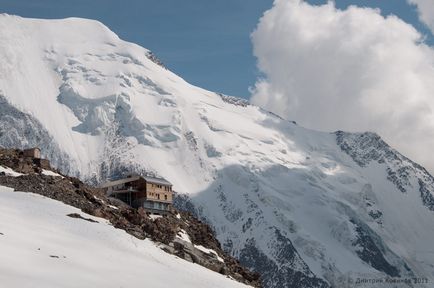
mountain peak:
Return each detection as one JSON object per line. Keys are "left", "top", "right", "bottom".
{"left": 1, "top": 16, "right": 434, "bottom": 287}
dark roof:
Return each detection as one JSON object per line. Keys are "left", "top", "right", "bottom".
{"left": 143, "top": 176, "right": 172, "bottom": 186}
{"left": 100, "top": 175, "right": 172, "bottom": 188}
{"left": 100, "top": 176, "right": 141, "bottom": 188}
{"left": 24, "top": 147, "right": 41, "bottom": 152}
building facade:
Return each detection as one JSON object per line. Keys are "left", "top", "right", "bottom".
{"left": 23, "top": 148, "right": 41, "bottom": 159}
{"left": 101, "top": 175, "right": 173, "bottom": 214}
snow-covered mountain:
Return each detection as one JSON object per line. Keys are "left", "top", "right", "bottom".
{"left": 1, "top": 14, "right": 433, "bottom": 287}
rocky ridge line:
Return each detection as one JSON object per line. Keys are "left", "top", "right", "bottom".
{"left": 335, "top": 131, "right": 434, "bottom": 211}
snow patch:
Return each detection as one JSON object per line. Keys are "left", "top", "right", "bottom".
{"left": 149, "top": 214, "right": 162, "bottom": 220}
{"left": 0, "top": 165, "right": 23, "bottom": 177}
{"left": 194, "top": 245, "right": 224, "bottom": 262}
{"left": 41, "top": 169, "right": 63, "bottom": 178}
{"left": 176, "top": 229, "right": 191, "bottom": 244}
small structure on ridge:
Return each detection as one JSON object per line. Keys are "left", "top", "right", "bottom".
{"left": 22, "top": 147, "right": 50, "bottom": 170}
{"left": 23, "top": 147, "right": 41, "bottom": 159}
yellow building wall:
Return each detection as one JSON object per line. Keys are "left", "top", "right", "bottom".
{"left": 146, "top": 182, "right": 173, "bottom": 202}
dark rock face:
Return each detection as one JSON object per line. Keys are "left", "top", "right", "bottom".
{"left": 335, "top": 131, "right": 410, "bottom": 193}
{"left": 175, "top": 193, "right": 329, "bottom": 288}
{"left": 418, "top": 178, "right": 434, "bottom": 211}
{"left": 217, "top": 93, "right": 250, "bottom": 107}
{"left": 239, "top": 234, "right": 329, "bottom": 288}
{"left": 0, "top": 148, "right": 260, "bottom": 288}
{"left": 368, "top": 210, "right": 383, "bottom": 221}
{"left": 239, "top": 239, "right": 280, "bottom": 287}
{"left": 146, "top": 51, "right": 166, "bottom": 69}
{"left": 335, "top": 131, "right": 434, "bottom": 211}
{"left": 349, "top": 219, "right": 400, "bottom": 277}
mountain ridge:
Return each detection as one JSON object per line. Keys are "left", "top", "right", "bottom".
{"left": 1, "top": 15, "right": 434, "bottom": 287}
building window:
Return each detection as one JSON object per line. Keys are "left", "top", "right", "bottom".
{"left": 157, "top": 194, "right": 160, "bottom": 200}
{"left": 164, "top": 195, "right": 168, "bottom": 200}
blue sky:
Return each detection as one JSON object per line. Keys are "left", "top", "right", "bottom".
{"left": 0, "top": 0, "right": 431, "bottom": 98}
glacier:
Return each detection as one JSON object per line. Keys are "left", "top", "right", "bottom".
{"left": 0, "top": 14, "right": 434, "bottom": 287}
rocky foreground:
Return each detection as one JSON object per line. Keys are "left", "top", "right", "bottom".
{"left": 0, "top": 148, "right": 260, "bottom": 287}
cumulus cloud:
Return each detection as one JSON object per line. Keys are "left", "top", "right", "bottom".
{"left": 408, "top": 0, "right": 434, "bottom": 34}
{"left": 250, "top": 0, "right": 434, "bottom": 172}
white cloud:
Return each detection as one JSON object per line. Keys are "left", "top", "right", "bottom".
{"left": 251, "top": 0, "right": 434, "bottom": 172}
{"left": 408, "top": 0, "right": 434, "bottom": 34}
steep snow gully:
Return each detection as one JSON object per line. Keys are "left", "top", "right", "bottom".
{"left": 0, "top": 15, "right": 433, "bottom": 287}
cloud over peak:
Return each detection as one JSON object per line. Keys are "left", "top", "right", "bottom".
{"left": 408, "top": 0, "right": 434, "bottom": 35}
{"left": 251, "top": 0, "right": 434, "bottom": 172}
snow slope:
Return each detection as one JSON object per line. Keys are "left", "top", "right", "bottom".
{"left": 0, "top": 186, "right": 249, "bottom": 288}
{"left": 1, "top": 14, "right": 434, "bottom": 287}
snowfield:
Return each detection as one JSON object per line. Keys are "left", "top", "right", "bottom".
{"left": 0, "top": 186, "right": 249, "bottom": 288}
{"left": 1, "top": 14, "right": 434, "bottom": 287}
